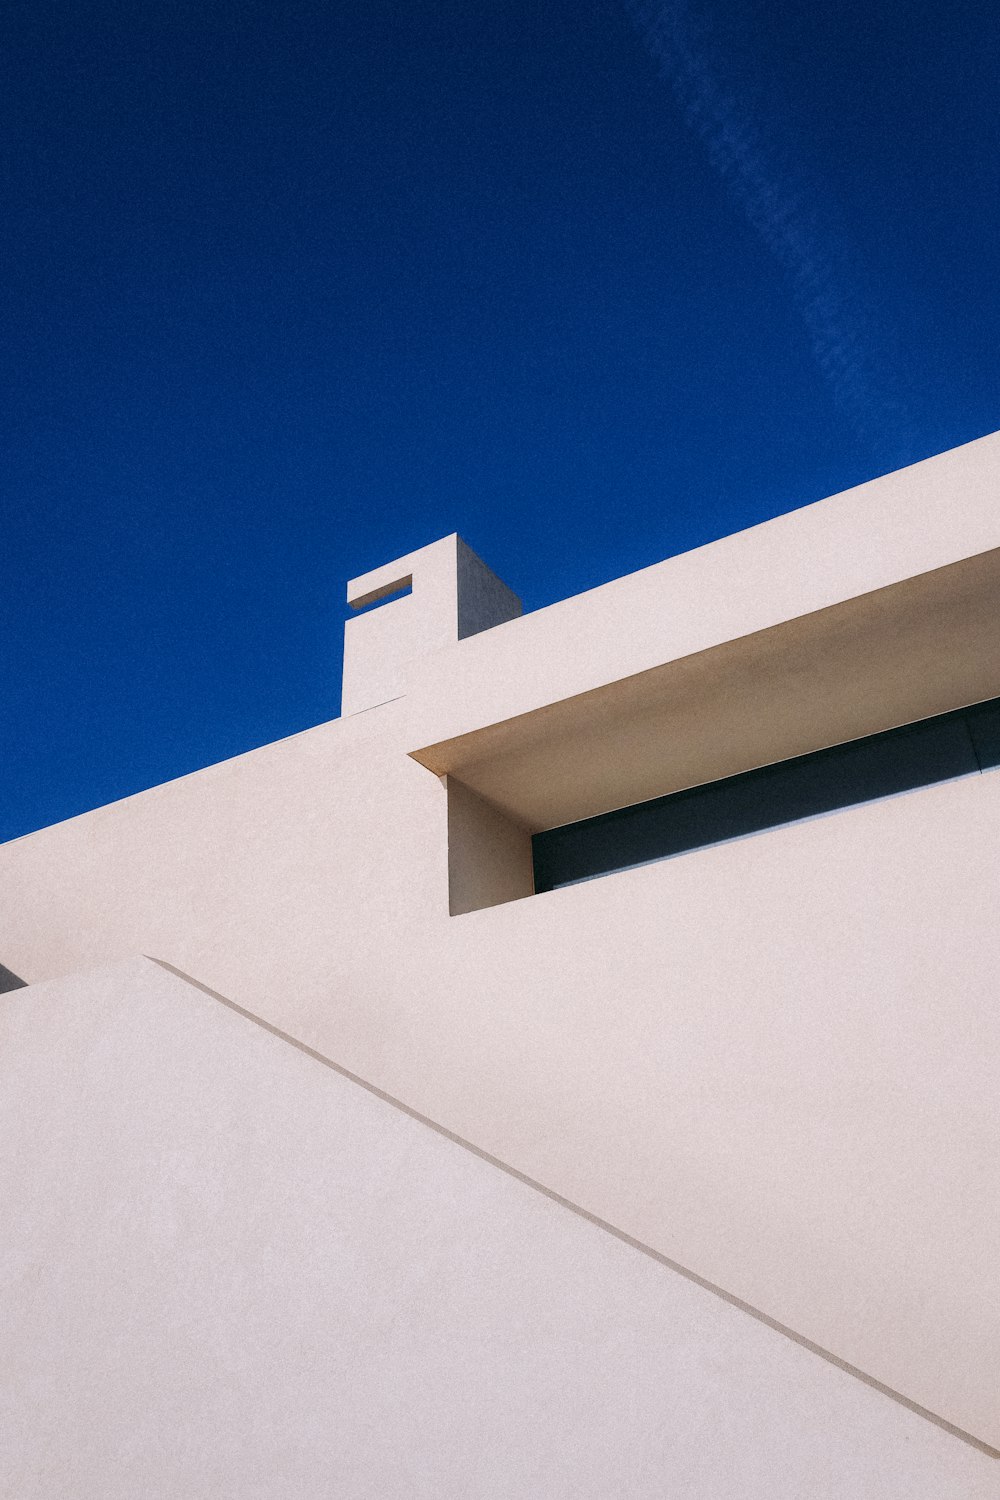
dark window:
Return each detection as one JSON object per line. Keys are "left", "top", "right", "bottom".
{"left": 532, "top": 695, "right": 1000, "bottom": 894}
{"left": 967, "top": 698, "right": 1000, "bottom": 771}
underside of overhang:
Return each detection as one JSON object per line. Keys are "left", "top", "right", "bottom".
{"left": 410, "top": 546, "right": 1000, "bottom": 832}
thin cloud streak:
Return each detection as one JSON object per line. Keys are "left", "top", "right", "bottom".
{"left": 623, "top": 0, "right": 912, "bottom": 447}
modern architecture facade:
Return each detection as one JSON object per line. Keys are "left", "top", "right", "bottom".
{"left": 2, "top": 432, "right": 999, "bottom": 1496}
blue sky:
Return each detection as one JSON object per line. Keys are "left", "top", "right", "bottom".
{"left": 3, "top": 0, "right": 998, "bottom": 841}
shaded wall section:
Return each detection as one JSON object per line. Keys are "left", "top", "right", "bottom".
{"left": 0, "top": 961, "right": 26, "bottom": 993}
{"left": 533, "top": 695, "right": 1000, "bottom": 891}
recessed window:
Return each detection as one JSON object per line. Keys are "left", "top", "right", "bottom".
{"left": 533, "top": 696, "right": 1000, "bottom": 894}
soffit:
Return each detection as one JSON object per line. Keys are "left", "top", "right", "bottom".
{"left": 409, "top": 547, "right": 1000, "bottom": 831}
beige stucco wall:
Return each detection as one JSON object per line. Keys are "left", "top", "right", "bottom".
{"left": 2, "top": 432, "right": 1000, "bottom": 1452}
{"left": 1, "top": 957, "right": 995, "bottom": 1498}
{"left": 342, "top": 534, "right": 521, "bottom": 715}
{"left": 408, "top": 429, "right": 1000, "bottom": 747}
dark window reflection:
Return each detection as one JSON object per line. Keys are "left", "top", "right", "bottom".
{"left": 533, "top": 695, "right": 1000, "bottom": 894}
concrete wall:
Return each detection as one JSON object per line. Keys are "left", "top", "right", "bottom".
{"left": 342, "top": 534, "right": 521, "bottom": 714}
{"left": 1, "top": 957, "right": 995, "bottom": 1498}
{"left": 407, "top": 429, "right": 1000, "bottom": 747}
{"left": 3, "top": 433, "right": 1000, "bottom": 1452}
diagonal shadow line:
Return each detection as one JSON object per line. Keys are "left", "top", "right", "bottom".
{"left": 147, "top": 954, "right": 998, "bottom": 1461}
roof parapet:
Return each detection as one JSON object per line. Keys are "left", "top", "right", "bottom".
{"left": 342, "top": 535, "right": 521, "bottom": 715}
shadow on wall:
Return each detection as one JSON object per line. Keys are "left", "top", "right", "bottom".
{"left": 0, "top": 963, "right": 27, "bottom": 994}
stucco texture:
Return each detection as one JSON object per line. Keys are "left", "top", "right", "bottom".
{"left": 3, "top": 433, "right": 1000, "bottom": 1452}
{"left": 0, "top": 957, "right": 994, "bottom": 1499}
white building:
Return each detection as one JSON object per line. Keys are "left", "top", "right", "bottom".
{"left": 2, "top": 432, "right": 999, "bottom": 1496}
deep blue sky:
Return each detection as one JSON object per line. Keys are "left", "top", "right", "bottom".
{"left": 3, "top": 0, "right": 998, "bottom": 841}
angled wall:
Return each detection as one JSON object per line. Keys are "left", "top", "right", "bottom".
{"left": 0, "top": 957, "right": 995, "bottom": 1498}
{"left": 2, "top": 433, "right": 1000, "bottom": 1451}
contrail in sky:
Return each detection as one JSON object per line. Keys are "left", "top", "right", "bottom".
{"left": 623, "top": 0, "right": 912, "bottom": 447}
